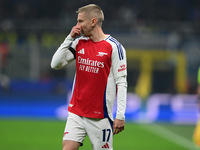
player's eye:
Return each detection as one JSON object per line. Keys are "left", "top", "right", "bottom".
{"left": 78, "top": 20, "right": 83, "bottom": 23}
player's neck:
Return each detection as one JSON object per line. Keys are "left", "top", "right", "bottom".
{"left": 89, "top": 27, "right": 106, "bottom": 42}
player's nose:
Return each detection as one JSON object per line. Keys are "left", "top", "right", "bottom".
{"left": 76, "top": 23, "right": 81, "bottom": 27}
{"left": 78, "top": 25, "right": 83, "bottom": 32}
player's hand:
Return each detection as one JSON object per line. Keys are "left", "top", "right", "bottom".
{"left": 70, "top": 25, "right": 82, "bottom": 38}
{"left": 113, "top": 118, "right": 125, "bottom": 135}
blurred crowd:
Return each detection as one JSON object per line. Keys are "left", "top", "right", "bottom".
{"left": 0, "top": 0, "right": 200, "bottom": 22}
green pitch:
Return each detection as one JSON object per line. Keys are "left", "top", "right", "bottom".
{"left": 0, "top": 119, "right": 199, "bottom": 150}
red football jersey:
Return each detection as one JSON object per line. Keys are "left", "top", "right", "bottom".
{"left": 69, "top": 39, "right": 112, "bottom": 118}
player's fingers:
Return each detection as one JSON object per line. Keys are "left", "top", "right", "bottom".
{"left": 119, "top": 127, "right": 124, "bottom": 133}
{"left": 113, "top": 128, "right": 118, "bottom": 135}
{"left": 113, "top": 127, "right": 124, "bottom": 135}
{"left": 73, "top": 28, "right": 81, "bottom": 33}
{"left": 73, "top": 25, "right": 81, "bottom": 32}
{"left": 74, "top": 30, "right": 81, "bottom": 36}
{"left": 113, "top": 125, "right": 118, "bottom": 135}
{"left": 118, "top": 127, "right": 124, "bottom": 133}
{"left": 70, "top": 26, "right": 81, "bottom": 38}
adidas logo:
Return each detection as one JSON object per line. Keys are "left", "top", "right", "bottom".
{"left": 102, "top": 143, "right": 110, "bottom": 148}
{"left": 78, "top": 48, "right": 85, "bottom": 54}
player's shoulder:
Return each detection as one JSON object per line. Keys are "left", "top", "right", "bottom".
{"left": 105, "top": 35, "right": 125, "bottom": 60}
{"left": 105, "top": 35, "right": 123, "bottom": 48}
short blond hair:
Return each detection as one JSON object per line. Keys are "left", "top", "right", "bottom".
{"left": 76, "top": 4, "right": 104, "bottom": 26}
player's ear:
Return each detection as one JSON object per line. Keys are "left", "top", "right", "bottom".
{"left": 91, "top": 18, "right": 97, "bottom": 27}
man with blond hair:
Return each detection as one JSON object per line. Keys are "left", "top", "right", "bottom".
{"left": 51, "top": 4, "right": 127, "bottom": 150}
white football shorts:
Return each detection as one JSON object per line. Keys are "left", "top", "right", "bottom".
{"left": 63, "top": 112, "right": 113, "bottom": 150}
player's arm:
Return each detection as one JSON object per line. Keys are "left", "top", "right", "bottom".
{"left": 50, "top": 25, "right": 81, "bottom": 70}
{"left": 111, "top": 43, "right": 128, "bottom": 135}
{"left": 113, "top": 76, "right": 127, "bottom": 135}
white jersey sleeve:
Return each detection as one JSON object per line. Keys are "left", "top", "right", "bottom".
{"left": 116, "top": 77, "right": 127, "bottom": 120}
{"left": 51, "top": 35, "right": 76, "bottom": 70}
{"left": 109, "top": 37, "right": 128, "bottom": 120}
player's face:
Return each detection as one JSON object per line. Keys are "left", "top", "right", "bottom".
{"left": 77, "top": 12, "right": 93, "bottom": 37}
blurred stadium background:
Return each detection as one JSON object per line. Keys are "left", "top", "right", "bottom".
{"left": 0, "top": 0, "right": 200, "bottom": 149}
